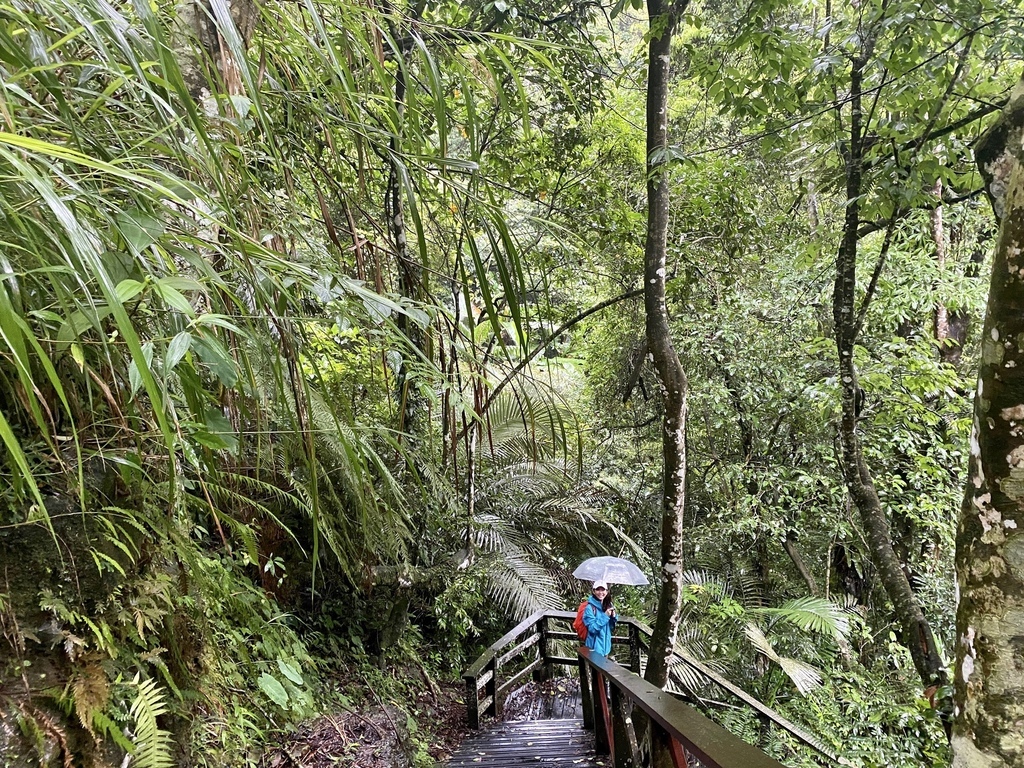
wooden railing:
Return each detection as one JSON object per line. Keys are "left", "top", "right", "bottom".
{"left": 461, "top": 609, "right": 578, "bottom": 728}
{"left": 462, "top": 610, "right": 839, "bottom": 766}
{"left": 581, "top": 647, "right": 786, "bottom": 768}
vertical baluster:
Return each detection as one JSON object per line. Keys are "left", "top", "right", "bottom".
{"left": 629, "top": 623, "right": 641, "bottom": 674}
{"left": 579, "top": 655, "right": 594, "bottom": 729}
{"left": 651, "top": 722, "right": 690, "bottom": 768}
{"left": 492, "top": 654, "right": 503, "bottom": 719}
{"left": 534, "top": 617, "right": 548, "bottom": 682}
{"left": 592, "top": 668, "right": 610, "bottom": 755}
{"left": 483, "top": 655, "right": 497, "bottom": 719}
{"left": 465, "top": 673, "right": 479, "bottom": 730}
{"left": 611, "top": 687, "right": 641, "bottom": 768}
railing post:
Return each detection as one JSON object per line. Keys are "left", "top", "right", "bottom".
{"left": 465, "top": 673, "right": 480, "bottom": 730}
{"left": 579, "top": 653, "right": 594, "bottom": 729}
{"left": 611, "top": 686, "right": 641, "bottom": 768}
{"left": 490, "top": 654, "right": 503, "bottom": 719}
{"left": 651, "top": 721, "right": 689, "bottom": 768}
{"left": 629, "top": 623, "right": 642, "bottom": 674}
{"left": 534, "top": 617, "right": 549, "bottom": 681}
{"left": 592, "top": 669, "right": 610, "bottom": 755}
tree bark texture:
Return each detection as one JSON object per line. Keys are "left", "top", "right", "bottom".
{"left": 833, "top": 56, "right": 947, "bottom": 691}
{"left": 174, "top": 0, "right": 261, "bottom": 102}
{"left": 642, "top": 0, "right": 689, "bottom": 691}
{"left": 953, "top": 73, "right": 1024, "bottom": 768}
{"left": 783, "top": 531, "right": 819, "bottom": 596}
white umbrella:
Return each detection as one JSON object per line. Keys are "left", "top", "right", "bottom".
{"left": 573, "top": 556, "right": 649, "bottom": 586}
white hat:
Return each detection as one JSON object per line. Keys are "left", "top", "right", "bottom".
{"left": 592, "top": 581, "right": 608, "bottom": 590}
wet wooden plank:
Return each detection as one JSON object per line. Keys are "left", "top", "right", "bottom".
{"left": 503, "top": 677, "right": 584, "bottom": 721}
{"left": 446, "top": 719, "right": 608, "bottom": 768}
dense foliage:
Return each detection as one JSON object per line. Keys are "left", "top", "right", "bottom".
{"left": 0, "top": 0, "right": 1021, "bottom": 766}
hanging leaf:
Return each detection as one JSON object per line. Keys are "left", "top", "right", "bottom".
{"left": 165, "top": 331, "right": 192, "bottom": 372}
{"left": 192, "top": 336, "right": 238, "bottom": 387}
{"left": 277, "top": 659, "right": 304, "bottom": 686}
{"left": 128, "top": 342, "right": 156, "bottom": 398}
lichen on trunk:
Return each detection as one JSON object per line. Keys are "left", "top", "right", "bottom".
{"left": 953, "top": 71, "right": 1024, "bottom": 768}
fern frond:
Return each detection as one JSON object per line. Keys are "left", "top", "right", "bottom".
{"left": 128, "top": 677, "right": 173, "bottom": 768}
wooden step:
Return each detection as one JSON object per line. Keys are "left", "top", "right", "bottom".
{"left": 446, "top": 718, "right": 608, "bottom": 768}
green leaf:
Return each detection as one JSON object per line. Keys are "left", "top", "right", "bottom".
{"left": 192, "top": 314, "right": 244, "bottom": 334}
{"left": 115, "top": 278, "right": 147, "bottom": 303}
{"left": 152, "top": 283, "right": 195, "bottom": 316}
{"left": 257, "top": 673, "right": 289, "bottom": 707}
{"left": 128, "top": 342, "right": 156, "bottom": 398}
{"left": 192, "top": 336, "right": 238, "bottom": 387}
{"left": 117, "top": 209, "right": 164, "bottom": 252}
{"left": 277, "top": 659, "right": 304, "bottom": 686}
{"left": 0, "top": 409, "right": 47, "bottom": 518}
{"left": 58, "top": 307, "right": 109, "bottom": 346}
{"left": 165, "top": 331, "right": 192, "bottom": 372}
{"left": 362, "top": 294, "right": 395, "bottom": 324}
{"left": 157, "top": 276, "right": 204, "bottom": 293}
{"left": 199, "top": 408, "right": 237, "bottom": 452}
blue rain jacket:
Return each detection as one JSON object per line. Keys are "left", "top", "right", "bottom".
{"left": 583, "top": 595, "right": 616, "bottom": 656}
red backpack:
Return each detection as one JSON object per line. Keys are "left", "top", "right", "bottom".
{"left": 572, "top": 600, "right": 590, "bottom": 642}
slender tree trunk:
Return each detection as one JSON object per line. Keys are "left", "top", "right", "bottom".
{"left": 383, "top": 8, "right": 427, "bottom": 441}
{"left": 932, "top": 178, "right": 955, "bottom": 361}
{"left": 783, "top": 531, "right": 819, "bottom": 596}
{"left": 953, "top": 72, "right": 1024, "bottom": 768}
{"left": 174, "top": 0, "right": 261, "bottom": 103}
{"left": 944, "top": 225, "right": 983, "bottom": 364}
{"left": 833, "top": 54, "right": 948, "bottom": 693}
{"left": 642, "top": 0, "right": 689, "bottom": 692}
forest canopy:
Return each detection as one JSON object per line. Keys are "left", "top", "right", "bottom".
{"left": 0, "top": 0, "right": 1022, "bottom": 766}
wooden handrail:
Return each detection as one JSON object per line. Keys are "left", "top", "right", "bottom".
{"left": 581, "top": 648, "right": 786, "bottom": 768}
{"left": 463, "top": 609, "right": 576, "bottom": 728}
{"left": 623, "top": 618, "right": 837, "bottom": 759}
{"left": 461, "top": 609, "right": 838, "bottom": 765}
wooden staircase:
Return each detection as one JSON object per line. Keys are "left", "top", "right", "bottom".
{"left": 456, "top": 610, "right": 839, "bottom": 768}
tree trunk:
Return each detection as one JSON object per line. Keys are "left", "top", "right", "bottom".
{"left": 386, "top": 37, "right": 427, "bottom": 440}
{"left": 173, "top": 0, "right": 261, "bottom": 103}
{"left": 832, "top": 54, "right": 948, "bottom": 692}
{"left": 953, "top": 72, "right": 1024, "bottom": 768}
{"left": 932, "top": 178, "right": 956, "bottom": 362}
{"left": 783, "top": 531, "right": 819, "bottom": 596}
{"left": 642, "top": 0, "right": 689, "bottom": 692}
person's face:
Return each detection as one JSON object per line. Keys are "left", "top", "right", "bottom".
{"left": 593, "top": 587, "right": 607, "bottom": 598}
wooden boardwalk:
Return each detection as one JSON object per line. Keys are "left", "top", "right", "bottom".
{"left": 503, "top": 677, "right": 584, "bottom": 721}
{"left": 447, "top": 678, "right": 607, "bottom": 768}
{"left": 445, "top": 719, "right": 607, "bottom": 768}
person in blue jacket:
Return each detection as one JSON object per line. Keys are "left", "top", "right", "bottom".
{"left": 583, "top": 581, "right": 617, "bottom": 656}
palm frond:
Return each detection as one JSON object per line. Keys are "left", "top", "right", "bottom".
{"left": 752, "top": 596, "right": 851, "bottom": 639}
{"left": 743, "top": 623, "right": 823, "bottom": 695}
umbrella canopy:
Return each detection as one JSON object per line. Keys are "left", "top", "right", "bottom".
{"left": 573, "top": 556, "right": 649, "bottom": 586}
